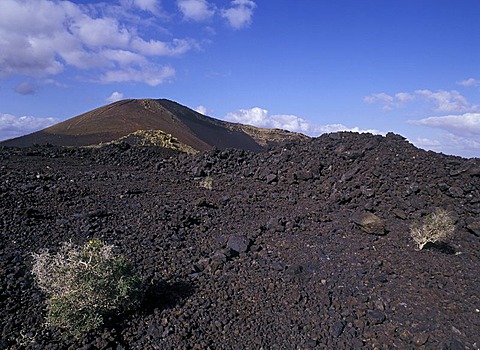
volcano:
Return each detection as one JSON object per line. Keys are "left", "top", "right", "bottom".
{"left": 0, "top": 99, "right": 309, "bottom": 151}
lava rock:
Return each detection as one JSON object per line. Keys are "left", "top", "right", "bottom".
{"left": 1, "top": 132, "right": 479, "bottom": 349}
{"left": 226, "top": 235, "right": 251, "bottom": 254}
{"left": 331, "top": 321, "right": 345, "bottom": 337}
{"left": 352, "top": 212, "right": 386, "bottom": 235}
{"left": 367, "top": 310, "right": 386, "bottom": 325}
{"left": 466, "top": 221, "right": 480, "bottom": 236}
{"left": 266, "top": 174, "right": 278, "bottom": 184}
{"left": 413, "top": 333, "right": 429, "bottom": 346}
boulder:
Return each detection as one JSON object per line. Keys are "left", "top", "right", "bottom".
{"left": 353, "top": 212, "right": 386, "bottom": 235}
{"left": 226, "top": 235, "right": 251, "bottom": 254}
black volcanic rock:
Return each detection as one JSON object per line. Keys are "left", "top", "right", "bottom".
{"left": 0, "top": 132, "right": 479, "bottom": 349}
{"left": 227, "top": 235, "right": 251, "bottom": 254}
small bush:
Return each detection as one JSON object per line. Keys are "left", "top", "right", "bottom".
{"left": 32, "top": 239, "right": 143, "bottom": 338}
{"left": 199, "top": 176, "right": 214, "bottom": 190}
{"left": 410, "top": 208, "right": 455, "bottom": 250}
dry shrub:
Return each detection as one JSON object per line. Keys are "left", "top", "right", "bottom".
{"left": 32, "top": 239, "right": 143, "bottom": 338}
{"left": 410, "top": 208, "right": 455, "bottom": 250}
{"left": 199, "top": 176, "right": 214, "bottom": 190}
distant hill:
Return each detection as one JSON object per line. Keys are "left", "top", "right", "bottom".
{"left": 0, "top": 99, "right": 309, "bottom": 151}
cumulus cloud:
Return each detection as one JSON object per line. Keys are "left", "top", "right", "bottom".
{"left": 99, "top": 65, "right": 175, "bottom": 86}
{"left": 395, "top": 92, "right": 415, "bottom": 104}
{"left": 408, "top": 113, "right": 480, "bottom": 137}
{"left": 408, "top": 113, "right": 480, "bottom": 157}
{"left": 131, "top": 0, "right": 162, "bottom": 15}
{"left": 364, "top": 93, "right": 394, "bottom": 111}
{"left": 363, "top": 92, "right": 393, "bottom": 105}
{"left": 0, "top": 113, "right": 58, "bottom": 141}
{"left": 101, "top": 49, "right": 147, "bottom": 67}
{"left": 224, "top": 107, "right": 382, "bottom": 136}
{"left": 415, "top": 89, "right": 474, "bottom": 113}
{"left": 221, "top": 0, "right": 256, "bottom": 29}
{"left": 177, "top": 0, "right": 215, "bottom": 21}
{"left": 176, "top": 0, "right": 257, "bottom": 28}
{"left": 364, "top": 92, "right": 414, "bottom": 111}
{"left": 131, "top": 38, "right": 193, "bottom": 56}
{"left": 0, "top": 0, "right": 192, "bottom": 85}
{"left": 456, "top": 78, "right": 478, "bottom": 87}
{"left": 224, "top": 107, "right": 311, "bottom": 132}
{"left": 0, "top": 0, "right": 256, "bottom": 85}
{"left": 106, "top": 91, "right": 124, "bottom": 103}
{"left": 365, "top": 88, "right": 476, "bottom": 113}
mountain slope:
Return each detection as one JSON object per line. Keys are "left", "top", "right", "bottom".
{"left": 1, "top": 99, "right": 309, "bottom": 151}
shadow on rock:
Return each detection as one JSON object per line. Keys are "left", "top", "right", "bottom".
{"left": 141, "top": 280, "right": 195, "bottom": 313}
{"left": 102, "top": 280, "right": 195, "bottom": 346}
{"left": 425, "top": 242, "right": 456, "bottom": 255}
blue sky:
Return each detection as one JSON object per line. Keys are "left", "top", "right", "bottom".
{"left": 1, "top": 0, "right": 479, "bottom": 157}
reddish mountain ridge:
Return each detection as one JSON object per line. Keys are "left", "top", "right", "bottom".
{"left": 1, "top": 99, "right": 308, "bottom": 151}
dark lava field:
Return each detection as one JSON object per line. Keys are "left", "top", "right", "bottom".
{"left": 1, "top": 132, "right": 479, "bottom": 349}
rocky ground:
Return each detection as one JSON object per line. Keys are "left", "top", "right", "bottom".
{"left": 0, "top": 132, "right": 479, "bottom": 349}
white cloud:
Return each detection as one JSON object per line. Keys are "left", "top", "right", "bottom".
{"left": 408, "top": 113, "right": 480, "bottom": 137}
{"left": 365, "top": 89, "right": 475, "bottom": 113}
{"left": 132, "top": 0, "right": 162, "bottom": 15}
{"left": 224, "top": 107, "right": 382, "bottom": 136}
{"left": 415, "top": 89, "right": 474, "bottom": 113}
{"left": 410, "top": 136, "right": 454, "bottom": 156}
{"left": 99, "top": 65, "right": 175, "bottom": 86}
{"left": 195, "top": 105, "right": 210, "bottom": 115}
{"left": 0, "top": 0, "right": 192, "bottom": 85}
{"left": 379, "top": 86, "right": 479, "bottom": 157}
{"left": 363, "top": 92, "right": 393, "bottom": 105}
{"left": 410, "top": 137, "right": 441, "bottom": 149}
{"left": 221, "top": 0, "right": 256, "bottom": 29}
{"left": 410, "top": 134, "right": 480, "bottom": 158}
{"left": 106, "top": 92, "right": 124, "bottom": 103}
{"left": 0, "top": 113, "right": 58, "bottom": 141}
{"left": 364, "top": 93, "right": 394, "bottom": 111}
{"left": 395, "top": 92, "right": 415, "bottom": 104}
{"left": 408, "top": 113, "right": 480, "bottom": 157}
{"left": 69, "top": 16, "right": 131, "bottom": 49}
{"left": 364, "top": 92, "right": 413, "bottom": 111}
{"left": 224, "top": 107, "right": 312, "bottom": 132}
{"left": 456, "top": 78, "right": 478, "bottom": 87}
{"left": 442, "top": 133, "right": 480, "bottom": 156}
{"left": 177, "top": 0, "right": 215, "bottom": 21}
{"left": 131, "top": 38, "right": 193, "bottom": 56}
{"left": 0, "top": 0, "right": 254, "bottom": 85}
{"left": 101, "top": 49, "right": 147, "bottom": 66}
{"left": 225, "top": 107, "right": 263, "bottom": 125}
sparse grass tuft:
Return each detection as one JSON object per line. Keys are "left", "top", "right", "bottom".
{"left": 31, "top": 239, "right": 143, "bottom": 338}
{"left": 410, "top": 208, "right": 455, "bottom": 250}
{"left": 199, "top": 176, "right": 214, "bottom": 190}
